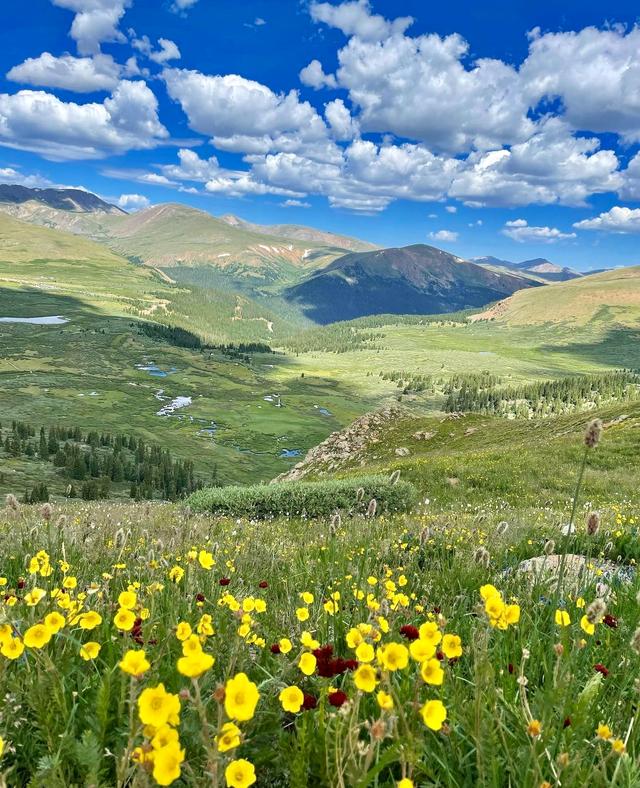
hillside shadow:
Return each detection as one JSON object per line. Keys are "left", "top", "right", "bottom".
{"left": 539, "top": 327, "right": 640, "bottom": 369}
{"left": 0, "top": 287, "right": 105, "bottom": 319}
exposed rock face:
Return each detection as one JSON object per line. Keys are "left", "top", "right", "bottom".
{"left": 395, "top": 447, "right": 410, "bottom": 457}
{"left": 273, "top": 406, "right": 405, "bottom": 482}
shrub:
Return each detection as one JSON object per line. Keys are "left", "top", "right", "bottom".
{"left": 187, "top": 475, "right": 418, "bottom": 518}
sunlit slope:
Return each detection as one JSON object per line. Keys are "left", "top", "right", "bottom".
{"left": 104, "top": 204, "right": 349, "bottom": 282}
{"left": 0, "top": 212, "right": 163, "bottom": 311}
{"left": 276, "top": 401, "right": 640, "bottom": 507}
{"left": 474, "top": 265, "right": 640, "bottom": 326}
{"left": 0, "top": 212, "right": 292, "bottom": 342}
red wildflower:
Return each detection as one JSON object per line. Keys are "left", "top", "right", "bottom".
{"left": 563, "top": 717, "right": 572, "bottom": 728}
{"left": 219, "top": 578, "right": 231, "bottom": 586}
{"left": 594, "top": 663, "right": 609, "bottom": 677}
{"left": 603, "top": 614, "right": 618, "bottom": 629}
{"left": 328, "top": 690, "right": 348, "bottom": 708}
{"left": 195, "top": 593, "right": 205, "bottom": 602}
{"left": 258, "top": 580, "right": 268, "bottom": 589}
{"left": 399, "top": 625, "right": 419, "bottom": 641}
{"left": 270, "top": 643, "right": 281, "bottom": 654}
{"left": 436, "top": 650, "right": 445, "bottom": 661}
{"left": 302, "top": 693, "right": 317, "bottom": 710}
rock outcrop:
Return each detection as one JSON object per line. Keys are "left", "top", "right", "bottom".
{"left": 273, "top": 406, "right": 405, "bottom": 482}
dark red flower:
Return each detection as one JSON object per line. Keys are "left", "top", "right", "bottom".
{"left": 219, "top": 577, "right": 231, "bottom": 586}
{"left": 195, "top": 593, "right": 205, "bottom": 602}
{"left": 399, "top": 625, "right": 419, "bottom": 641}
{"left": 603, "top": 614, "right": 618, "bottom": 629}
{"left": 436, "top": 650, "right": 445, "bottom": 661}
{"left": 258, "top": 580, "right": 268, "bottom": 589}
{"left": 433, "top": 606, "right": 441, "bottom": 615}
{"left": 508, "top": 663, "right": 514, "bottom": 674}
{"left": 17, "top": 579, "right": 25, "bottom": 590}
{"left": 328, "top": 690, "right": 348, "bottom": 708}
{"left": 270, "top": 643, "right": 281, "bottom": 654}
{"left": 594, "top": 663, "right": 609, "bottom": 677}
{"left": 302, "top": 693, "right": 317, "bottom": 710}
{"left": 563, "top": 717, "right": 572, "bottom": 728}
{"left": 312, "top": 644, "right": 358, "bottom": 678}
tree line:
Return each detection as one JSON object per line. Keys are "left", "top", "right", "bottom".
{"left": 444, "top": 370, "right": 640, "bottom": 417}
{"left": 136, "top": 321, "right": 273, "bottom": 362}
{"left": 2, "top": 421, "right": 206, "bottom": 503}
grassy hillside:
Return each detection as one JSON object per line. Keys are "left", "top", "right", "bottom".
{"left": 276, "top": 401, "right": 640, "bottom": 509}
{"left": 474, "top": 265, "right": 640, "bottom": 326}
{"left": 219, "top": 213, "right": 378, "bottom": 252}
{"left": 0, "top": 201, "right": 348, "bottom": 292}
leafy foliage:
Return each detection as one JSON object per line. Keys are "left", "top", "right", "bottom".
{"left": 187, "top": 475, "right": 418, "bottom": 518}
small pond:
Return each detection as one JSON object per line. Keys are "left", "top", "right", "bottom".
{"left": 137, "top": 363, "right": 177, "bottom": 378}
{"left": 280, "top": 449, "right": 302, "bottom": 458}
{"left": 0, "top": 315, "right": 68, "bottom": 325}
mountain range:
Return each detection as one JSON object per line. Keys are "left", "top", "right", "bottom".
{"left": 472, "top": 255, "right": 583, "bottom": 282}
{"left": 0, "top": 184, "right": 625, "bottom": 329}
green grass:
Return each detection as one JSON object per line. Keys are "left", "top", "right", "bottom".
{"left": 0, "top": 288, "right": 371, "bottom": 495}
{"left": 283, "top": 402, "right": 640, "bottom": 510}
{"left": 273, "top": 319, "right": 640, "bottom": 408}
{"left": 0, "top": 427, "right": 638, "bottom": 786}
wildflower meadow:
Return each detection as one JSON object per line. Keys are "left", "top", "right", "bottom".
{"left": 0, "top": 419, "right": 636, "bottom": 787}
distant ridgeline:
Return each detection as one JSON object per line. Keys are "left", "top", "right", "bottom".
{"left": 135, "top": 321, "right": 273, "bottom": 362}
{"left": 444, "top": 370, "right": 640, "bottom": 417}
{"left": 1, "top": 421, "right": 207, "bottom": 503}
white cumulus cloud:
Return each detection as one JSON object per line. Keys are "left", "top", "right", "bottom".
{"left": 51, "top": 0, "right": 130, "bottom": 55}
{"left": 299, "top": 59, "right": 337, "bottom": 90}
{"left": 429, "top": 229, "right": 458, "bottom": 242}
{"left": 7, "top": 52, "right": 122, "bottom": 92}
{"left": 0, "top": 167, "right": 53, "bottom": 188}
{"left": 574, "top": 206, "right": 640, "bottom": 234}
{"left": 163, "top": 68, "right": 331, "bottom": 157}
{"left": 310, "top": 0, "right": 413, "bottom": 42}
{"left": 502, "top": 219, "right": 576, "bottom": 243}
{"left": 117, "top": 193, "right": 150, "bottom": 211}
{"left": 0, "top": 81, "right": 168, "bottom": 160}
{"left": 132, "top": 35, "right": 181, "bottom": 64}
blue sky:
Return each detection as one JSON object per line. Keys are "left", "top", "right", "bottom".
{"left": 1, "top": 1, "right": 640, "bottom": 269}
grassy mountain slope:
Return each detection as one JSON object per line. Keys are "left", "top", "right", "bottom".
{"left": 0, "top": 200, "right": 351, "bottom": 291}
{"left": 473, "top": 265, "right": 640, "bottom": 326}
{"left": 0, "top": 211, "right": 304, "bottom": 342}
{"left": 275, "top": 401, "right": 640, "bottom": 508}
{"left": 285, "top": 244, "right": 540, "bottom": 324}
{"left": 219, "top": 213, "right": 377, "bottom": 252}
{"left": 0, "top": 212, "right": 163, "bottom": 311}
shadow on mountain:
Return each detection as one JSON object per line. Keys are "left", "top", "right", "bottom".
{"left": 0, "top": 287, "right": 105, "bottom": 319}
{"left": 539, "top": 327, "right": 640, "bottom": 368}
